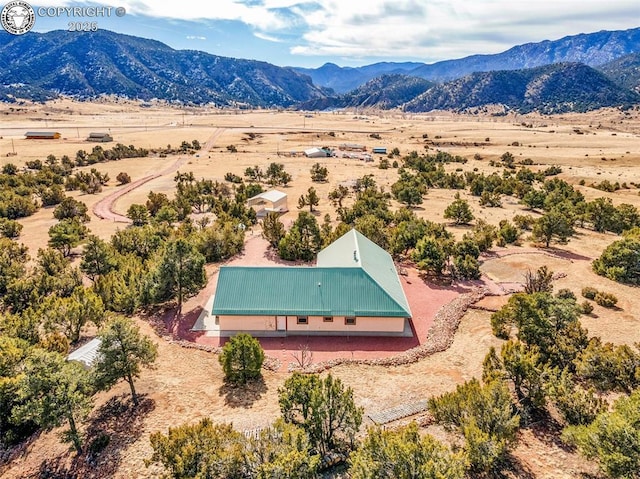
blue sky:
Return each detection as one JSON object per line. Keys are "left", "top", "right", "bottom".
{"left": 26, "top": 1, "right": 640, "bottom": 68}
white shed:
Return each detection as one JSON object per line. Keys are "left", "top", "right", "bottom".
{"left": 304, "top": 147, "right": 328, "bottom": 158}
{"left": 67, "top": 338, "right": 102, "bottom": 369}
{"left": 247, "top": 189, "right": 288, "bottom": 217}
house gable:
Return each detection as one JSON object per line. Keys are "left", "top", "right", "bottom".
{"left": 316, "top": 229, "right": 412, "bottom": 316}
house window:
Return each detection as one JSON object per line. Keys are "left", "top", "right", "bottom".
{"left": 297, "top": 316, "right": 308, "bottom": 324}
{"left": 345, "top": 316, "right": 356, "bottom": 325}
{"left": 323, "top": 316, "right": 333, "bottom": 322}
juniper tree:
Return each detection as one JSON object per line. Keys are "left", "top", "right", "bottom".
{"left": 150, "top": 237, "right": 207, "bottom": 315}
{"left": 532, "top": 208, "right": 575, "bottom": 247}
{"left": 444, "top": 193, "right": 474, "bottom": 225}
{"left": 279, "top": 372, "right": 363, "bottom": 456}
{"left": 261, "top": 212, "right": 286, "bottom": 248}
{"left": 13, "top": 349, "right": 93, "bottom": 454}
{"left": 80, "top": 235, "right": 117, "bottom": 281}
{"left": 40, "top": 286, "right": 106, "bottom": 344}
{"left": 53, "top": 197, "right": 90, "bottom": 223}
{"left": 298, "top": 187, "right": 320, "bottom": 212}
{"left": 278, "top": 212, "right": 322, "bottom": 262}
{"left": 219, "top": 333, "right": 264, "bottom": 385}
{"left": 563, "top": 389, "right": 640, "bottom": 479}
{"left": 147, "top": 419, "right": 246, "bottom": 478}
{"left": 48, "top": 219, "right": 88, "bottom": 257}
{"left": 93, "top": 316, "right": 158, "bottom": 406}
{"left": 349, "top": 423, "right": 465, "bottom": 479}
{"left": 428, "top": 378, "right": 519, "bottom": 473}
{"left": 310, "top": 163, "right": 328, "bottom": 182}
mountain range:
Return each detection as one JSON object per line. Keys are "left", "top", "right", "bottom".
{"left": 298, "top": 63, "right": 639, "bottom": 114}
{"left": 292, "top": 62, "right": 423, "bottom": 95}
{"left": 294, "top": 28, "right": 640, "bottom": 93}
{"left": 0, "top": 30, "right": 327, "bottom": 107}
{"left": 404, "top": 62, "right": 639, "bottom": 114}
{"left": 1, "top": 27, "right": 640, "bottom": 113}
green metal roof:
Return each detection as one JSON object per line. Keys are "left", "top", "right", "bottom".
{"left": 317, "top": 229, "right": 412, "bottom": 316}
{"left": 213, "top": 266, "right": 409, "bottom": 317}
{"left": 212, "top": 229, "right": 412, "bottom": 318}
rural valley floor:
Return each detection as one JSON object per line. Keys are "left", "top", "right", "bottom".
{"left": 1, "top": 100, "right": 640, "bottom": 478}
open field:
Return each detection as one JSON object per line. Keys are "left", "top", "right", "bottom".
{"left": 1, "top": 100, "right": 640, "bottom": 478}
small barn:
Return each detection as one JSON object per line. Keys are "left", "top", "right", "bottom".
{"left": 87, "top": 132, "right": 113, "bottom": 142}
{"left": 25, "top": 131, "right": 61, "bottom": 139}
{"left": 247, "top": 189, "right": 288, "bottom": 218}
{"left": 304, "top": 147, "right": 329, "bottom": 158}
{"left": 67, "top": 338, "right": 102, "bottom": 369}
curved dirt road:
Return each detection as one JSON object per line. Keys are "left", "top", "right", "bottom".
{"left": 93, "top": 128, "right": 226, "bottom": 223}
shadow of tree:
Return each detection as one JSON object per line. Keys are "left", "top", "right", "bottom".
{"left": 546, "top": 247, "right": 592, "bottom": 262}
{"left": 495, "top": 454, "right": 537, "bottom": 479}
{"left": 415, "top": 272, "right": 477, "bottom": 294}
{"left": 218, "top": 377, "right": 268, "bottom": 408}
{"left": 528, "top": 414, "right": 575, "bottom": 453}
{"left": 31, "top": 394, "right": 155, "bottom": 479}
{"left": 0, "top": 428, "right": 41, "bottom": 471}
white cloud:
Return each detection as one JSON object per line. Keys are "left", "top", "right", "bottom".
{"left": 31, "top": 0, "right": 640, "bottom": 62}
{"left": 186, "top": 35, "right": 206, "bottom": 40}
{"left": 254, "top": 31, "right": 284, "bottom": 43}
{"left": 289, "top": 0, "right": 640, "bottom": 61}
{"left": 32, "top": 0, "right": 296, "bottom": 30}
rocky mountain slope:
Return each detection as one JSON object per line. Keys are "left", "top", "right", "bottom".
{"left": 403, "top": 63, "right": 640, "bottom": 114}
{"left": 298, "top": 74, "right": 433, "bottom": 110}
{"left": 0, "top": 30, "right": 327, "bottom": 107}
{"left": 598, "top": 52, "right": 640, "bottom": 93}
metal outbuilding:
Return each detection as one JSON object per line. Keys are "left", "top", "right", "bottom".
{"left": 25, "top": 131, "right": 61, "bottom": 139}
{"left": 87, "top": 132, "right": 113, "bottom": 142}
{"left": 247, "top": 189, "right": 288, "bottom": 217}
{"left": 304, "top": 147, "right": 330, "bottom": 158}
{"left": 67, "top": 338, "right": 102, "bottom": 369}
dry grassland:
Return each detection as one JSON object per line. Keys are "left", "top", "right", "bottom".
{"left": 1, "top": 99, "right": 640, "bottom": 478}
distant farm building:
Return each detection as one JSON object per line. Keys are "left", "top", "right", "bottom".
{"left": 340, "top": 143, "right": 365, "bottom": 151}
{"left": 87, "top": 132, "right": 113, "bottom": 142}
{"left": 372, "top": 147, "right": 387, "bottom": 154}
{"left": 67, "top": 338, "right": 102, "bottom": 369}
{"left": 304, "top": 147, "right": 330, "bottom": 158}
{"left": 247, "top": 189, "right": 288, "bottom": 218}
{"left": 212, "top": 229, "right": 412, "bottom": 337}
{"left": 25, "top": 131, "right": 61, "bottom": 139}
